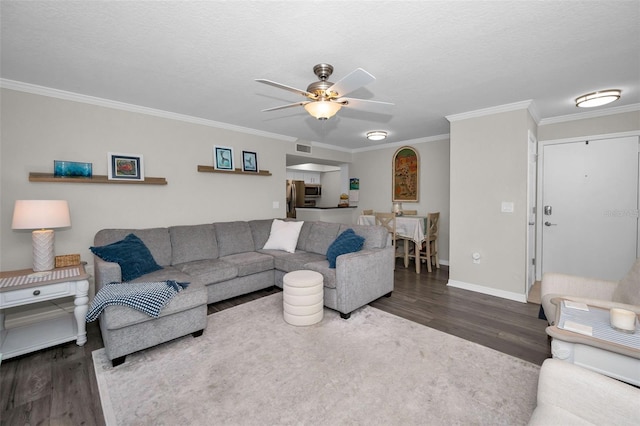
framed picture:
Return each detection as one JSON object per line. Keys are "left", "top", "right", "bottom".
{"left": 54, "top": 160, "right": 92, "bottom": 178}
{"left": 392, "top": 146, "right": 419, "bottom": 202}
{"left": 107, "top": 152, "right": 144, "bottom": 181}
{"left": 214, "top": 146, "right": 234, "bottom": 171}
{"left": 242, "top": 151, "right": 258, "bottom": 172}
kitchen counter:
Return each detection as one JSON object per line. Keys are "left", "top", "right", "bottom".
{"left": 300, "top": 206, "right": 357, "bottom": 210}
{"left": 296, "top": 207, "right": 357, "bottom": 224}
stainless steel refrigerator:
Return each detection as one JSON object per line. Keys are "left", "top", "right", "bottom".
{"left": 286, "top": 180, "right": 305, "bottom": 218}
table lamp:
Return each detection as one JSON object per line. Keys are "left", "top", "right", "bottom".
{"left": 12, "top": 200, "right": 71, "bottom": 272}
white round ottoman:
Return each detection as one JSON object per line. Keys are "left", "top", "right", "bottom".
{"left": 283, "top": 270, "right": 324, "bottom": 326}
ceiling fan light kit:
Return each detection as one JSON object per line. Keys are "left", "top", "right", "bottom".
{"left": 575, "top": 89, "right": 621, "bottom": 108}
{"left": 256, "top": 63, "right": 394, "bottom": 121}
{"left": 304, "top": 100, "right": 342, "bottom": 120}
{"left": 366, "top": 131, "right": 388, "bottom": 141}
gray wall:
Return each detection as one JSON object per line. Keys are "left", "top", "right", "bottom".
{"left": 0, "top": 89, "right": 292, "bottom": 272}
{"left": 449, "top": 108, "right": 534, "bottom": 301}
{"left": 350, "top": 138, "right": 451, "bottom": 264}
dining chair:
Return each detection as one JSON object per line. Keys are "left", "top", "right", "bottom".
{"left": 402, "top": 209, "right": 418, "bottom": 215}
{"left": 374, "top": 212, "right": 403, "bottom": 270}
{"left": 420, "top": 212, "right": 440, "bottom": 273}
{"left": 375, "top": 212, "right": 413, "bottom": 269}
{"left": 362, "top": 209, "right": 373, "bottom": 215}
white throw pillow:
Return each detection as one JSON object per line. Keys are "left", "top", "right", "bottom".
{"left": 262, "top": 219, "right": 304, "bottom": 253}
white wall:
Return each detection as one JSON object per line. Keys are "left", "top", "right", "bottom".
{"left": 350, "top": 138, "right": 451, "bottom": 263}
{"left": 0, "top": 89, "right": 291, "bottom": 272}
{"left": 318, "top": 170, "right": 342, "bottom": 207}
{"left": 449, "top": 108, "right": 532, "bottom": 301}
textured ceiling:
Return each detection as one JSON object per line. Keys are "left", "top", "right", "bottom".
{"left": 1, "top": 1, "right": 639, "bottom": 150}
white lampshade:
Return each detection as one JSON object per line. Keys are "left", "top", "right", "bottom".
{"left": 12, "top": 200, "right": 71, "bottom": 272}
{"left": 304, "top": 100, "right": 342, "bottom": 120}
{"left": 12, "top": 200, "right": 71, "bottom": 230}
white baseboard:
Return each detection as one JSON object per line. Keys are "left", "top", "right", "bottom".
{"left": 447, "top": 280, "right": 527, "bottom": 303}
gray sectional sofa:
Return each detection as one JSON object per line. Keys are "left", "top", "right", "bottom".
{"left": 93, "top": 219, "right": 394, "bottom": 365}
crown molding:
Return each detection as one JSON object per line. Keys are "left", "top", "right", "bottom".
{"left": 352, "top": 133, "right": 451, "bottom": 153}
{"left": 309, "top": 140, "right": 354, "bottom": 153}
{"left": 538, "top": 103, "right": 640, "bottom": 126}
{"left": 0, "top": 79, "right": 297, "bottom": 142}
{"left": 446, "top": 100, "right": 535, "bottom": 122}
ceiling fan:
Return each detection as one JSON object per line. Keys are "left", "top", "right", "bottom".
{"left": 256, "top": 63, "right": 394, "bottom": 120}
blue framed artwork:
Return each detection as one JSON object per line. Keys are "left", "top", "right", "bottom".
{"left": 242, "top": 151, "right": 258, "bottom": 172}
{"left": 54, "top": 160, "right": 93, "bottom": 178}
{"left": 213, "top": 146, "right": 234, "bottom": 171}
{"left": 107, "top": 152, "right": 144, "bottom": 181}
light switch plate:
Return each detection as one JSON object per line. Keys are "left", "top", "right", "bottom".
{"left": 272, "top": 201, "right": 279, "bottom": 209}
{"left": 501, "top": 202, "right": 514, "bottom": 213}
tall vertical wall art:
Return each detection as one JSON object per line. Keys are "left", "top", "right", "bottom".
{"left": 392, "top": 146, "right": 419, "bottom": 202}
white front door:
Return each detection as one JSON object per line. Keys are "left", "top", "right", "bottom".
{"left": 541, "top": 136, "right": 639, "bottom": 281}
{"left": 526, "top": 131, "right": 537, "bottom": 292}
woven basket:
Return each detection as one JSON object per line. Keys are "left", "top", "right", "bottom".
{"left": 55, "top": 254, "right": 81, "bottom": 268}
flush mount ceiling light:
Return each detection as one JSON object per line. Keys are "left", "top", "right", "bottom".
{"left": 575, "top": 89, "right": 621, "bottom": 108}
{"left": 366, "top": 131, "right": 387, "bottom": 141}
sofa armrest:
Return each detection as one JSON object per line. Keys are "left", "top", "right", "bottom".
{"left": 541, "top": 273, "right": 618, "bottom": 324}
{"left": 529, "top": 359, "right": 640, "bottom": 426}
{"left": 93, "top": 255, "right": 122, "bottom": 290}
{"left": 335, "top": 246, "right": 394, "bottom": 314}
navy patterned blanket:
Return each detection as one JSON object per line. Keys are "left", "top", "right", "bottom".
{"left": 86, "top": 280, "right": 189, "bottom": 322}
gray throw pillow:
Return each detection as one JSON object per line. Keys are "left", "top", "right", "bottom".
{"left": 612, "top": 258, "right": 640, "bottom": 305}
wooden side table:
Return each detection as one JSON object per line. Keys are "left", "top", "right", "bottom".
{"left": 546, "top": 298, "right": 640, "bottom": 386}
{"left": 0, "top": 263, "right": 90, "bottom": 360}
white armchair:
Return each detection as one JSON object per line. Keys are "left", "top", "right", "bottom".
{"left": 529, "top": 359, "right": 640, "bottom": 425}
{"left": 541, "top": 258, "right": 640, "bottom": 325}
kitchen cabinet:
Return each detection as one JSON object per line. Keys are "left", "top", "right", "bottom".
{"left": 303, "top": 172, "right": 321, "bottom": 183}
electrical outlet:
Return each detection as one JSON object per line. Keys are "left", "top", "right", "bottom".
{"left": 272, "top": 201, "right": 280, "bottom": 209}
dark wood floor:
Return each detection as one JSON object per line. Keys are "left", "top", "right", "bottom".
{"left": 0, "top": 263, "right": 550, "bottom": 425}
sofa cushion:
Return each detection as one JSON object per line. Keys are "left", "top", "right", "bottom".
{"left": 339, "top": 224, "right": 388, "bottom": 249}
{"left": 304, "top": 260, "right": 337, "bottom": 289}
{"left": 99, "top": 279, "right": 207, "bottom": 331}
{"left": 169, "top": 224, "right": 218, "bottom": 265}
{"left": 613, "top": 257, "right": 640, "bottom": 305}
{"left": 90, "top": 233, "right": 163, "bottom": 281}
{"left": 294, "top": 220, "right": 314, "bottom": 252}
{"left": 215, "top": 221, "right": 255, "bottom": 257}
{"left": 249, "top": 219, "right": 275, "bottom": 250}
{"left": 174, "top": 259, "right": 238, "bottom": 285}
{"left": 263, "top": 219, "right": 304, "bottom": 253}
{"left": 326, "top": 229, "right": 365, "bottom": 268}
{"left": 304, "top": 222, "right": 342, "bottom": 255}
{"left": 129, "top": 265, "right": 192, "bottom": 284}
{"left": 220, "top": 252, "right": 274, "bottom": 277}
{"left": 94, "top": 228, "right": 173, "bottom": 266}
{"left": 262, "top": 250, "right": 327, "bottom": 272}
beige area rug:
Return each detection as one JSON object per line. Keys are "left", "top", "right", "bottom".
{"left": 93, "top": 293, "right": 540, "bottom": 425}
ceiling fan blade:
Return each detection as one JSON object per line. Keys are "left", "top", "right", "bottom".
{"left": 261, "top": 101, "right": 309, "bottom": 112}
{"left": 338, "top": 97, "right": 394, "bottom": 114}
{"left": 255, "top": 79, "right": 316, "bottom": 98}
{"left": 328, "top": 68, "right": 375, "bottom": 97}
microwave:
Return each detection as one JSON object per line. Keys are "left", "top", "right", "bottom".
{"left": 305, "top": 184, "right": 322, "bottom": 198}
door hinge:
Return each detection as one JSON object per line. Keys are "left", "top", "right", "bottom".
{"left": 532, "top": 258, "right": 536, "bottom": 266}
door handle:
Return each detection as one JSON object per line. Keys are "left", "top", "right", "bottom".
{"left": 544, "top": 221, "right": 557, "bottom": 226}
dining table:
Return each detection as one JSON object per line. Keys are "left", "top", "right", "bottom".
{"left": 357, "top": 214, "right": 427, "bottom": 273}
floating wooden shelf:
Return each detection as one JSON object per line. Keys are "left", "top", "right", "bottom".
{"left": 197, "top": 165, "right": 272, "bottom": 176}
{"left": 29, "top": 172, "right": 167, "bottom": 185}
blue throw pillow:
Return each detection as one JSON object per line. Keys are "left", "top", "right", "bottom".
{"left": 90, "top": 233, "right": 163, "bottom": 281}
{"left": 326, "top": 229, "right": 365, "bottom": 268}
